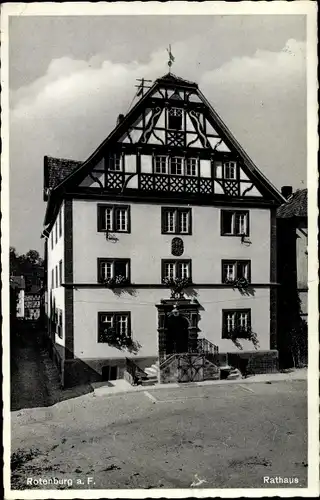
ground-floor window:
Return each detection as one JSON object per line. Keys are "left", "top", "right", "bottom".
{"left": 57, "top": 309, "right": 63, "bottom": 338}
{"left": 222, "top": 309, "right": 251, "bottom": 338}
{"left": 98, "top": 312, "right": 131, "bottom": 343}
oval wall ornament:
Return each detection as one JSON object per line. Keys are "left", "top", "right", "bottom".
{"left": 171, "top": 237, "right": 184, "bottom": 256}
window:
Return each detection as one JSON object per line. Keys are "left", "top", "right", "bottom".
{"left": 162, "top": 260, "right": 192, "bottom": 281}
{"left": 108, "top": 153, "right": 122, "bottom": 171}
{"left": 57, "top": 309, "right": 63, "bottom": 339}
{"left": 98, "top": 312, "right": 131, "bottom": 343}
{"left": 162, "top": 207, "right": 192, "bottom": 234}
{"left": 224, "top": 161, "right": 237, "bottom": 180}
{"left": 55, "top": 265, "right": 58, "bottom": 289}
{"left": 59, "top": 260, "right": 63, "bottom": 286}
{"left": 98, "top": 258, "right": 130, "bottom": 283}
{"left": 51, "top": 269, "right": 54, "bottom": 289}
{"left": 222, "top": 260, "right": 251, "bottom": 283}
{"left": 155, "top": 156, "right": 168, "bottom": 174}
{"left": 55, "top": 218, "right": 58, "bottom": 244}
{"left": 169, "top": 157, "right": 183, "bottom": 175}
{"left": 222, "top": 309, "right": 251, "bottom": 338}
{"left": 186, "top": 158, "right": 197, "bottom": 176}
{"left": 97, "top": 204, "right": 130, "bottom": 233}
{"left": 51, "top": 231, "right": 54, "bottom": 250}
{"left": 168, "top": 107, "right": 183, "bottom": 130}
{"left": 59, "top": 209, "right": 62, "bottom": 238}
{"left": 221, "top": 210, "right": 249, "bottom": 236}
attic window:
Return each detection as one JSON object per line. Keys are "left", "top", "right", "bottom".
{"left": 168, "top": 108, "right": 183, "bottom": 130}
{"left": 224, "top": 161, "right": 237, "bottom": 180}
{"left": 108, "top": 154, "right": 122, "bottom": 172}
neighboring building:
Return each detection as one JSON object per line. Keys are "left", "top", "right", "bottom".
{"left": 10, "top": 276, "right": 26, "bottom": 318}
{"left": 25, "top": 285, "right": 42, "bottom": 320}
{"left": 276, "top": 187, "right": 308, "bottom": 368}
{"left": 42, "top": 73, "right": 285, "bottom": 387}
{"left": 277, "top": 187, "right": 308, "bottom": 319}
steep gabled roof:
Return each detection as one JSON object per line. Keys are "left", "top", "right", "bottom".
{"left": 44, "top": 156, "right": 83, "bottom": 190}
{"left": 277, "top": 189, "right": 307, "bottom": 218}
{"left": 43, "top": 72, "right": 286, "bottom": 227}
{"left": 156, "top": 72, "right": 198, "bottom": 88}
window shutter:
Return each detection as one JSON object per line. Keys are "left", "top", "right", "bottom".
{"left": 222, "top": 311, "right": 228, "bottom": 338}
{"left": 97, "top": 206, "right": 105, "bottom": 232}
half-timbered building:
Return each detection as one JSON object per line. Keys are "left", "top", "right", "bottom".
{"left": 43, "top": 73, "right": 285, "bottom": 387}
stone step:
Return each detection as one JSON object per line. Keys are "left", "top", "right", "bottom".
{"left": 145, "top": 367, "right": 158, "bottom": 376}
{"left": 150, "top": 364, "right": 160, "bottom": 372}
{"left": 141, "top": 378, "right": 158, "bottom": 386}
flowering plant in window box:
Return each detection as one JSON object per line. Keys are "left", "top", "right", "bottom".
{"left": 162, "top": 277, "right": 192, "bottom": 299}
{"left": 103, "top": 275, "right": 128, "bottom": 288}
{"left": 226, "top": 326, "right": 259, "bottom": 350}
{"left": 225, "top": 277, "right": 249, "bottom": 291}
{"left": 100, "top": 328, "right": 141, "bottom": 353}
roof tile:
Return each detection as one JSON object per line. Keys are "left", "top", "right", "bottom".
{"left": 46, "top": 156, "right": 82, "bottom": 190}
{"left": 277, "top": 189, "right": 307, "bottom": 218}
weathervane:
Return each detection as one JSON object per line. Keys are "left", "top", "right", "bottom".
{"left": 167, "top": 44, "right": 175, "bottom": 73}
{"left": 135, "top": 78, "right": 152, "bottom": 97}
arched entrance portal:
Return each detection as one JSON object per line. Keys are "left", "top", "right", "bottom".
{"left": 156, "top": 299, "right": 201, "bottom": 362}
{"left": 165, "top": 313, "right": 189, "bottom": 355}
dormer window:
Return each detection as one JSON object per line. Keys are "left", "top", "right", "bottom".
{"left": 224, "top": 161, "right": 237, "bottom": 180}
{"left": 108, "top": 153, "right": 122, "bottom": 172}
{"left": 168, "top": 107, "right": 183, "bottom": 130}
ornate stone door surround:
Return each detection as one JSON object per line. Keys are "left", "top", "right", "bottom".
{"left": 155, "top": 298, "right": 201, "bottom": 363}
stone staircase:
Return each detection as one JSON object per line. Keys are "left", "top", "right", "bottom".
{"left": 142, "top": 361, "right": 159, "bottom": 386}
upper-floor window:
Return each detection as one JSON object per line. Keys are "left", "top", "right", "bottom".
{"left": 155, "top": 156, "right": 167, "bottom": 174}
{"left": 98, "top": 312, "right": 131, "bottom": 343}
{"left": 224, "top": 161, "right": 237, "bottom": 180}
{"left": 162, "top": 259, "right": 192, "bottom": 281}
{"left": 221, "top": 210, "right": 249, "bottom": 236}
{"left": 55, "top": 221, "right": 58, "bottom": 245}
{"left": 170, "top": 157, "right": 183, "bottom": 175}
{"left": 154, "top": 156, "right": 198, "bottom": 177}
{"left": 98, "top": 258, "right": 130, "bottom": 283}
{"left": 55, "top": 265, "right": 58, "bottom": 289}
{"left": 51, "top": 231, "right": 54, "bottom": 250}
{"left": 108, "top": 153, "right": 122, "bottom": 172}
{"left": 168, "top": 107, "right": 183, "bottom": 130}
{"left": 51, "top": 269, "right": 54, "bottom": 289}
{"left": 222, "top": 309, "right": 251, "bottom": 338}
{"left": 59, "top": 260, "right": 63, "bottom": 286}
{"left": 186, "top": 158, "right": 197, "bottom": 177}
{"left": 97, "top": 204, "right": 130, "bottom": 233}
{"left": 162, "top": 207, "right": 192, "bottom": 235}
{"left": 59, "top": 209, "right": 62, "bottom": 238}
{"left": 222, "top": 260, "right": 251, "bottom": 283}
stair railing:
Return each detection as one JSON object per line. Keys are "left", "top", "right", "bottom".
{"left": 125, "top": 357, "right": 148, "bottom": 385}
{"left": 197, "top": 337, "right": 219, "bottom": 356}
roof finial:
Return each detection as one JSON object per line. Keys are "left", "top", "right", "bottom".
{"left": 167, "top": 44, "right": 175, "bottom": 73}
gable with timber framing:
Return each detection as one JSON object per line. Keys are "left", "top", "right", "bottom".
{"left": 44, "top": 73, "right": 284, "bottom": 212}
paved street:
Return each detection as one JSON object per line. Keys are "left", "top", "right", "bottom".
{"left": 11, "top": 331, "right": 51, "bottom": 411}
{"left": 11, "top": 379, "right": 307, "bottom": 490}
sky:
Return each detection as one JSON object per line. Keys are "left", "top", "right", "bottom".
{"left": 9, "top": 14, "right": 307, "bottom": 255}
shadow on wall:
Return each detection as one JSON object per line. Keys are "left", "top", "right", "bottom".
{"left": 238, "top": 286, "right": 256, "bottom": 297}
{"left": 111, "top": 287, "right": 138, "bottom": 297}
